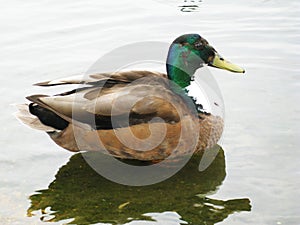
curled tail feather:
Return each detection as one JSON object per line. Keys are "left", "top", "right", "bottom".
{"left": 14, "top": 104, "right": 56, "bottom": 132}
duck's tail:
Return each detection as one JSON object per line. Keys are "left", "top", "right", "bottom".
{"left": 14, "top": 104, "right": 57, "bottom": 132}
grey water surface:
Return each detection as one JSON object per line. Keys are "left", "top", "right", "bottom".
{"left": 0, "top": 0, "right": 299, "bottom": 224}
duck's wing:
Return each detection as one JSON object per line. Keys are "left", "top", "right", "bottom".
{"left": 82, "top": 77, "right": 184, "bottom": 122}
{"left": 27, "top": 71, "right": 192, "bottom": 130}
{"left": 35, "top": 71, "right": 167, "bottom": 86}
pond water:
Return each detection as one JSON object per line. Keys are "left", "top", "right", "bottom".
{"left": 1, "top": 0, "right": 299, "bottom": 224}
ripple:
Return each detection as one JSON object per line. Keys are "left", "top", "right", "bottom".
{"left": 179, "top": 0, "right": 202, "bottom": 12}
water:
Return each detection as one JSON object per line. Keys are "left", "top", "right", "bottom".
{"left": 1, "top": 0, "right": 299, "bottom": 224}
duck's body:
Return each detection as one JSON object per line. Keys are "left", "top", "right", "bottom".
{"left": 16, "top": 34, "right": 244, "bottom": 161}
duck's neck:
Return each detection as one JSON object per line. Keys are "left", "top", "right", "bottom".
{"left": 166, "top": 43, "right": 200, "bottom": 88}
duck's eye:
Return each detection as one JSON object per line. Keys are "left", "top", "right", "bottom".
{"left": 194, "top": 41, "right": 204, "bottom": 50}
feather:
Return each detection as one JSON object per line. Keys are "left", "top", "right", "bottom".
{"left": 14, "top": 104, "right": 56, "bottom": 132}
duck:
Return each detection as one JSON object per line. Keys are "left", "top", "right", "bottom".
{"left": 16, "top": 34, "right": 244, "bottom": 161}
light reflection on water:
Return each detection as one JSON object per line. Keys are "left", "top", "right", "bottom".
{"left": 0, "top": 0, "right": 299, "bottom": 224}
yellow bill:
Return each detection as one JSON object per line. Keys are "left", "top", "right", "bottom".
{"left": 210, "top": 54, "right": 245, "bottom": 73}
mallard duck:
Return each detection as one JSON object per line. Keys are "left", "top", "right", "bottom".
{"left": 16, "top": 34, "right": 244, "bottom": 161}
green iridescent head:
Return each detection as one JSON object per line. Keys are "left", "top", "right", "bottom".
{"left": 166, "top": 34, "right": 245, "bottom": 88}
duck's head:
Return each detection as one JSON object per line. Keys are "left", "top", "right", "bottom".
{"left": 167, "top": 34, "right": 245, "bottom": 88}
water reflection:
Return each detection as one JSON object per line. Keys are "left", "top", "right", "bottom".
{"left": 154, "top": 0, "right": 202, "bottom": 12}
{"left": 28, "top": 148, "right": 251, "bottom": 224}
{"left": 179, "top": 0, "right": 202, "bottom": 12}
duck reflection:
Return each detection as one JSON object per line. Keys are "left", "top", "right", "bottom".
{"left": 28, "top": 147, "right": 251, "bottom": 224}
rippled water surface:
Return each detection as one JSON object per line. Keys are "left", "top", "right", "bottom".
{"left": 1, "top": 0, "right": 299, "bottom": 224}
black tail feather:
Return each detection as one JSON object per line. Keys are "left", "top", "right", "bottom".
{"left": 29, "top": 103, "right": 69, "bottom": 130}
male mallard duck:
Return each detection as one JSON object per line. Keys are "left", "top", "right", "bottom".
{"left": 16, "top": 34, "right": 244, "bottom": 161}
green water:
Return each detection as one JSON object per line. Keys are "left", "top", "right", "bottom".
{"left": 28, "top": 149, "right": 250, "bottom": 224}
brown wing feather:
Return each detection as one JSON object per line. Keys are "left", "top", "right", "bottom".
{"left": 82, "top": 76, "right": 186, "bottom": 123}
{"left": 27, "top": 70, "right": 190, "bottom": 129}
